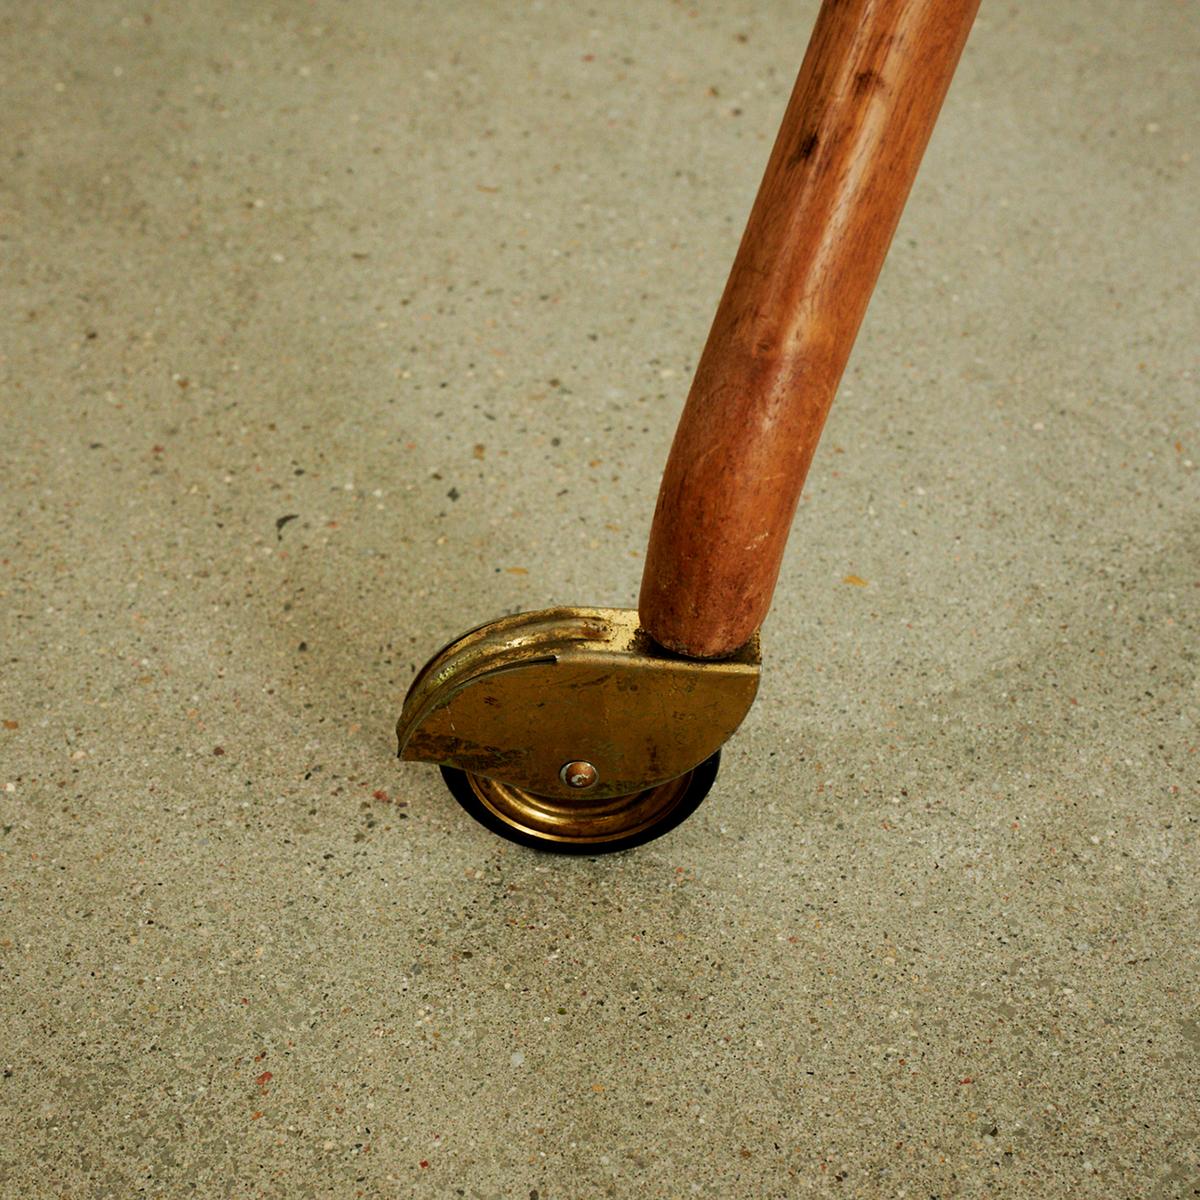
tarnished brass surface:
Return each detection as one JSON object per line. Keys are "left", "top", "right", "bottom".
{"left": 397, "top": 607, "right": 759, "bottom": 800}
{"left": 453, "top": 765, "right": 702, "bottom": 848}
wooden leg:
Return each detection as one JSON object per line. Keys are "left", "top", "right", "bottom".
{"left": 639, "top": 0, "right": 980, "bottom": 659}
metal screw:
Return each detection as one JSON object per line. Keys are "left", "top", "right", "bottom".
{"left": 560, "top": 760, "right": 599, "bottom": 789}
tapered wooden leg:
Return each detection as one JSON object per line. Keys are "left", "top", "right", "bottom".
{"left": 639, "top": 0, "right": 980, "bottom": 659}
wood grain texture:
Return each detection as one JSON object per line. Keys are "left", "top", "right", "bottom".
{"left": 639, "top": 0, "right": 980, "bottom": 658}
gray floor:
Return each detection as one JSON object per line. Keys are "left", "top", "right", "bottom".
{"left": 2, "top": 2, "right": 1197, "bottom": 1197}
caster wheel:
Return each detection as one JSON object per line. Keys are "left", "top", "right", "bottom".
{"left": 440, "top": 751, "right": 721, "bottom": 854}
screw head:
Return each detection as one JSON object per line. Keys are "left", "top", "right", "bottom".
{"left": 560, "top": 760, "right": 599, "bottom": 789}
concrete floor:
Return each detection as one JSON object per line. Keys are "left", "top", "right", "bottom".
{"left": 2, "top": 1, "right": 1197, "bottom": 1196}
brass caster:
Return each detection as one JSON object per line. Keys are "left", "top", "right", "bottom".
{"left": 396, "top": 607, "right": 759, "bottom": 851}
{"left": 440, "top": 752, "right": 720, "bottom": 854}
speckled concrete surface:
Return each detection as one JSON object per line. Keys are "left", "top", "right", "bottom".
{"left": 1, "top": 1, "right": 1197, "bottom": 1197}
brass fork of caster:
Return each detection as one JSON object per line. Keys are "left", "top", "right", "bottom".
{"left": 395, "top": 0, "right": 978, "bottom": 850}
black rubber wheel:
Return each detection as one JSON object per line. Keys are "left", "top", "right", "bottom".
{"left": 440, "top": 751, "right": 721, "bottom": 854}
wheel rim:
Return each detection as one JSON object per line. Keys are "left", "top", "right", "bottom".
{"left": 453, "top": 760, "right": 712, "bottom": 849}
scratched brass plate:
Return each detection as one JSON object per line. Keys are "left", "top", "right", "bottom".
{"left": 397, "top": 607, "right": 759, "bottom": 800}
